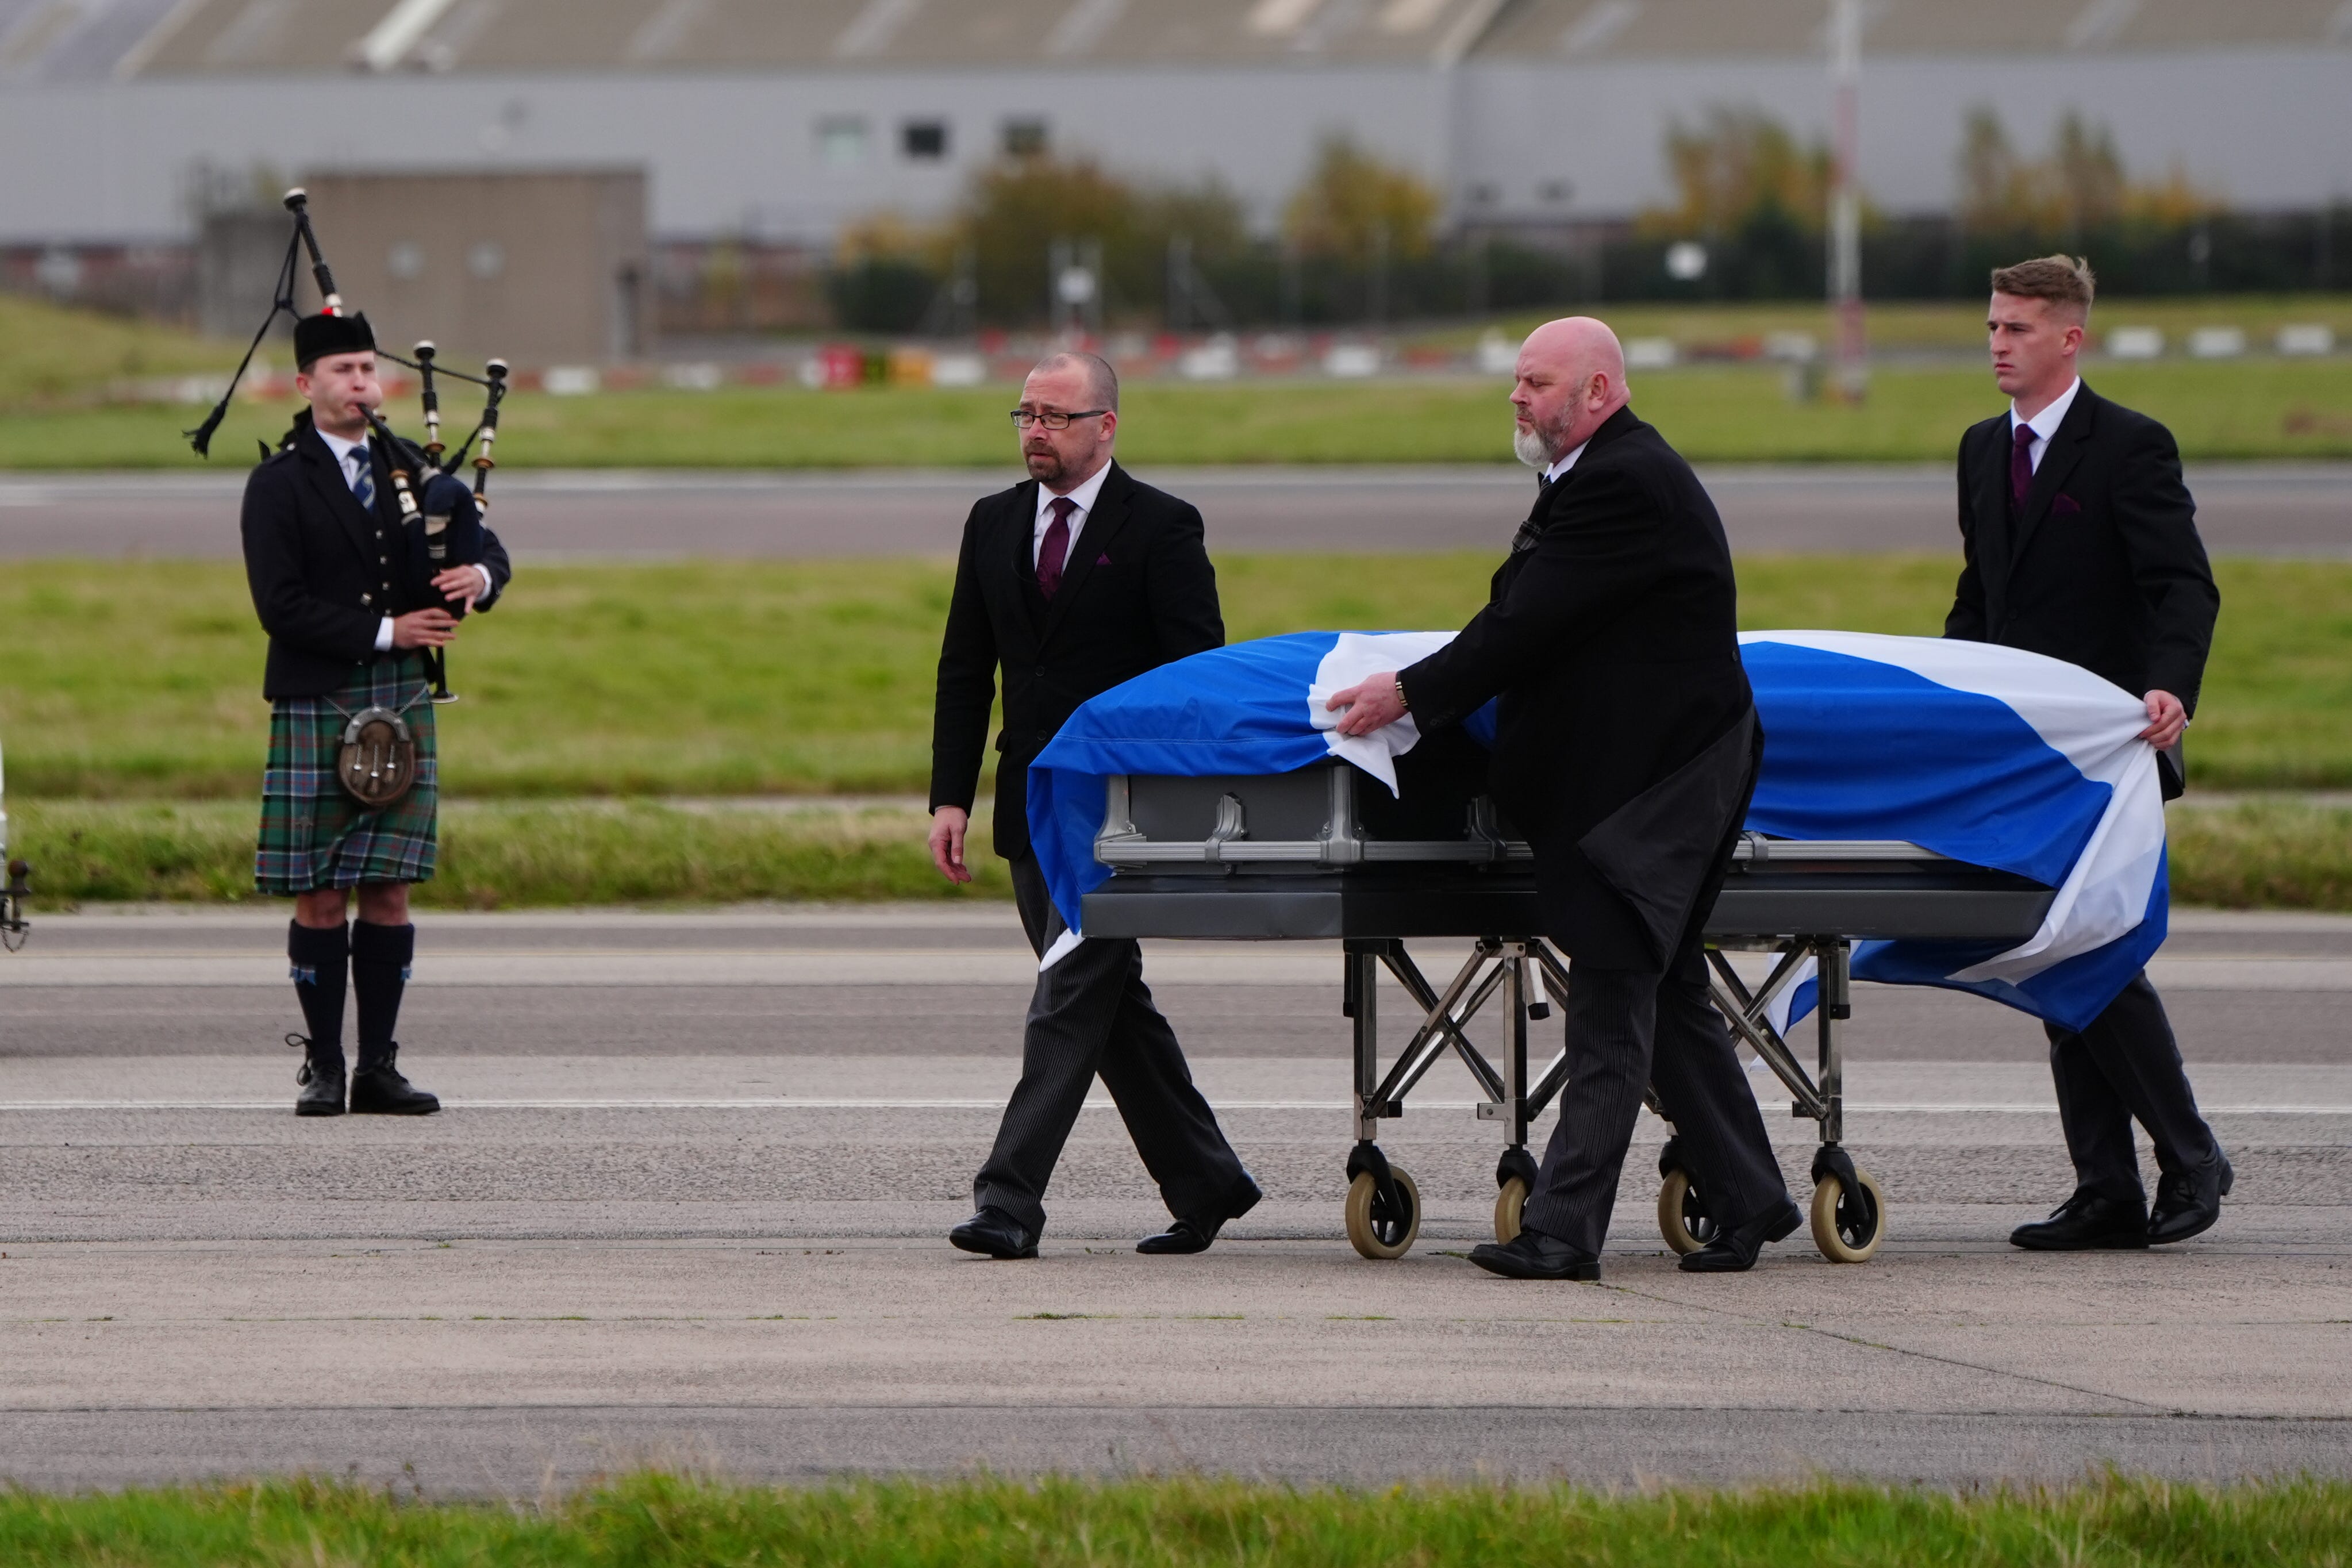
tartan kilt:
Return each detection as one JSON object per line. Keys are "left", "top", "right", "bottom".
{"left": 255, "top": 654, "right": 439, "bottom": 896}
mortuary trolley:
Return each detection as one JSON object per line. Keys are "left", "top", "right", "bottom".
{"left": 1078, "top": 739, "right": 2057, "bottom": 1265}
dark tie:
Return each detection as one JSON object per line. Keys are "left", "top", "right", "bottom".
{"left": 2010, "top": 424, "right": 2035, "bottom": 509}
{"left": 1037, "top": 495, "right": 1076, "bottom": 598}
{"left": 351, "top": 449, "right": 375, "bottom": 511}
{"left": 1512, "top": 472, "right": 1555, "bottom": 554}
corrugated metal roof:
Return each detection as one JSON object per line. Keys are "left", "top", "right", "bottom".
{"left": 71, "top": 0, "right": 2352, "bottom": 79}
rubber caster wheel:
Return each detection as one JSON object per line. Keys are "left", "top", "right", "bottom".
{"left": 1657, "top": 1167, "right": 1719, "bottom": 1256}
{"left": 1344, "top": 1166, "right": 1422, "bottom": 1259}
{"left": 1810, "top": 1166, "right": 1886, "bottom": 1263}
{"left": 1493, "top": 1176, "right": 1529, "bottom": 1244}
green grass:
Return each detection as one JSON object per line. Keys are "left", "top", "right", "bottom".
{"left": 14, "top": 797, "right": 2346, "bottom": 911}
{"left": 0, "top": 1471, "right": 2348, "bottom": 1566}
{"left": 2169, "top": 800, "right": 2352, "bottom": 910}
{"left": 10, "top": 354, "right": 2352, "bottom": 470}
{"left": 5, "top": 556, "right": 2345, "bottom": 802}
{"left": 10, "top": 799, "right": 999, "bottom": 909}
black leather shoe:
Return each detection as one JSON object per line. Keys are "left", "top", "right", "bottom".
{"left": 2149, "top": 1154, "right": 2231, "bottom": 1246}
{"left": 1679, "top": 1197, "right": 1802, "bottom": 1273}
{"left": 949, "top": 1206, "right": 1037, "bottom": 1260}
{"left": 1467, "top": 1229, "right": 1601, "bottom": 1281}
{"left": 290, "top": 1034, "right": 344, "bottom": 1118}
{"left": 1140, "top": 1175, "right": 1262, "bottom": 1255}
{"left": 2010, "top": 1192, "right": 2149, "bottom": 1251}
{"left": 347, "top": 1043, "right": 440, "bottom": 1116}
{"left": 1138, "top": 1217, "right": 1219, "bottom": 1254}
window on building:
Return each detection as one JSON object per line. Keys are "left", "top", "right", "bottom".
{"left": 817, "top": 116, "right": 870, "bottom": 168}
{"left": 1001, "top": 117, "right": 1048, "bottom": 158}
{"left": 902, "top": 120, "right": 949, "bottom": 160}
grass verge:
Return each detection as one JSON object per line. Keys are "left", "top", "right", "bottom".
{"left": 2167, "top": 800, "right": 2352, "bottom": 911}
{"left": 13, "top": 797, "right": 2343, "bottom": 912}
{"left": 10, "top": 356, "right": 2352, "bottom": 468}
{"left": 11, "top": 800, "right": 1000, "bottom": 909}
{"left": 1, "top": 1471, "right": 2349, "bottom": 1566}
{"left": 6, "top": 556, "right": 2347, "bottom": 800}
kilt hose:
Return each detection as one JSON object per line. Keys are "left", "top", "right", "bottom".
{"left": 255, "top": 654, "right": 439, "bottom": 896}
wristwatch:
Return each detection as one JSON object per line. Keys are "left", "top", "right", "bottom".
{"left": 1393, "top": 675, "right": 1409, "bottom": 713}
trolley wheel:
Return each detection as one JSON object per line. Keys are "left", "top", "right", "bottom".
{"left": 1809, "top": 1165, "right": 1887, "bottom": 1263}
{"left": 1344, "top": 1166, "right": 1422, "bottom": 1260}
{"left": 1657, "top": 1167, "right": 1720, "bottom": 1256}
{"left": 1493, "top": 1176, "right": 1529, "bottom": 1244}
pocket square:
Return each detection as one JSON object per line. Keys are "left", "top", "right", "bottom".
{"left": 1096, "top": 553, "right": 1112, "bottom": 566}
{"left": 2052, "top": 494, "right": 2081, "bottom": 516}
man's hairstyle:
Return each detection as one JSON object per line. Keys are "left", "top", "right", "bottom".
{"left": 1990, "top": 255, "right": 2096, "bottom": 320}
{"left": 1032, "top": 350, "right": 1119, "bottom": 413}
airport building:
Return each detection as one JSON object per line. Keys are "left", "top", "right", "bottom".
{"left": 1, "top": 0, "right": 2346, "bottom": 250}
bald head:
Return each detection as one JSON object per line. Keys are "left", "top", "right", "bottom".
{"left": 1510, "top": 316, "right": 1631, "bottom": 470}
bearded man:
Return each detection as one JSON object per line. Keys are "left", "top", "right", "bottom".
{"left": 927, "top": 351, "right": 1260, "bottom": 1260}
{"left": 1327, "top": 317, "right": 1795, "bottom": 1279}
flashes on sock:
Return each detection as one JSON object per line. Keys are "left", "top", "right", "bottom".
{"left": 351, "top": 920, "right": 417, "bottom": 1066}
{"left": 287, "top": 920, "right": 349, "bottom": 1058}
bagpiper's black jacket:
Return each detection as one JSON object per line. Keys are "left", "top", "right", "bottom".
{"left": 240, "top": 412, "right": 510, "bottom": 700}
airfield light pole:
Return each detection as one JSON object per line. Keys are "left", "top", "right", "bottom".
{"left": 1830, "top": 0, "right": 1867, "bottom": 399}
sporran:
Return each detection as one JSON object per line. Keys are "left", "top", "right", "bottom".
{"left": 332, "top": 693, "right": 425, "bottom": 809}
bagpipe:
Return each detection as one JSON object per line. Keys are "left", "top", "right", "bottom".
{"left": 187, "top": 189, "right": 510, "bottom": 703}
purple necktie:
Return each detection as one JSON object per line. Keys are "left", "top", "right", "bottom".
{"left": 1037, "top": 495, "right": 1076, "bottom": 599}
{"left": 2011, "top": 424, "right": 2036, "bottom": 508}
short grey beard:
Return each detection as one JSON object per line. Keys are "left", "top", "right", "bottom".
{"left": 1513, "top": 425, "right": 1557, "bottom": 470}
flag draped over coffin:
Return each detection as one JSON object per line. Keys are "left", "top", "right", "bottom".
{"left": 1027, "top": 629, "right": 2168, "bottom": 1033}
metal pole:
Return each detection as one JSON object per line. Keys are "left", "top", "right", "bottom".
{"left": 1828, "top": 0, "right": 1867, "bottom": 401}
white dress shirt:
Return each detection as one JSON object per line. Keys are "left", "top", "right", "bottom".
{"left": 1033, "top": 458, "right": 1113, "bottom": 572}
{"left": 2009, "top": 375, "right": 2081, "bottom": 475}
{"left": 315, "top": 427, "right": 398, "bottom": 654}
{"left": 1540, "top": 437, "right": 1592, "bottom": 486}
{"left": 317, "top": 424, "right": 488, "bottom": 652}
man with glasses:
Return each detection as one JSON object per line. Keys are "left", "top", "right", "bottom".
{"left": 928, "top": 351, "right": 1260, "bottom": 1260}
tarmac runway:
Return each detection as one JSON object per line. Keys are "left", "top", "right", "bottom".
{"left": 4, "top": 904, "right": 2348, "bottom": 1492}
{"left": 4, "top": 463, "right": 2346, "bottom": 558}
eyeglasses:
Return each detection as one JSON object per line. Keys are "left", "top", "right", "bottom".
{"left": 1009, "top": 409, "right": 1110, "bottom": 431}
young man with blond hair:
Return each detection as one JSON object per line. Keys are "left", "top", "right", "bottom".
{"left": 1946, "top": 256, "right": 2227, "bottom": 1250}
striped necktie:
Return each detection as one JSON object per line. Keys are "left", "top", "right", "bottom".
{"left": 349, "top": 448, "right": 375, "bottom": 511}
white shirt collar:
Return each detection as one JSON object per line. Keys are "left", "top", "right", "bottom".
{"left": 315, "top": 424, "right": 368, "bottom": 476}
{"left": 1542, "top": 439, "right": 1590, "bottom": 485}
{"left": 2011, "top": 376, "right": 2081, "bottom": 445}
{"left": 1036, "top": 458, "right": 1113, "bottom": 532}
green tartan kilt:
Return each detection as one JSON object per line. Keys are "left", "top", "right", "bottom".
{"left": 255, "top": 654, "right": 439, "bottom": 896}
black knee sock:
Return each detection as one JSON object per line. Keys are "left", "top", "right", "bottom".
{"left": 351, "top": 920, "right": 416, "bottom": 1069}
{"left": 287, "top": 920, "right": 349, "bottom": 1063}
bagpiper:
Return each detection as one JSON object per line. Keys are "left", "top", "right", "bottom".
{"left": 241, "top": 307, "right": 511, "bottom": 1114}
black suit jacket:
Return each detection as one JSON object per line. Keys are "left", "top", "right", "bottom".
{"left": 1944, "top": 382, "right": 2219, "bottom": 717}
{"left": 930, "top": 460, "right": 1224, "bottom": 861}
{"left": 1400, "top": 406, "right": 1756, "bottom": 970}
{"left": 240, "top": 419, "right": 510, "bottom": 699}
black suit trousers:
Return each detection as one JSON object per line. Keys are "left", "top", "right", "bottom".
{"left": 2044, "top": 971, "right": 2219, "bottom": 1202}
{"left": 1520, "top": 939, "right": 1789, "bottom": 1256}
{"left": 973, "top": 854, "right": 1253, "bottom": 1233}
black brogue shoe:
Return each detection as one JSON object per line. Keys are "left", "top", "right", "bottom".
{"left": 348, "top": 1043, "right": 440, "bottom": 1115}
{"left": 290, "top": 1033, "right": 345, "bottom": 1118}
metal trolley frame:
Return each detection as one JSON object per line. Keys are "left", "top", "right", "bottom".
{"left": 1082, "top": 764, "right": 2055, "bottom": 1263}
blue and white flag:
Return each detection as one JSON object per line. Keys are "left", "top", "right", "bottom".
{"left": 1029, "top": 629, "right": 2167, "bottom": 1032}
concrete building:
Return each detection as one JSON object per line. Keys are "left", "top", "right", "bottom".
{"left": 0, "top": 0, "right": 2345, "bottom": 247}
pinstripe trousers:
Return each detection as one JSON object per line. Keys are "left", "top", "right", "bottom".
{"left": 971, "top": 852, "right": 1255, "bottom": 1234}
{"left": 1520, "top": 940, "right": 1791, "bottom": 1258}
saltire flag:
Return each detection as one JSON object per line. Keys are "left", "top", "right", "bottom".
{"left": 1028, "top": 629, "right": 2167, "bottom": 1032}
